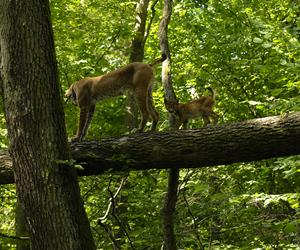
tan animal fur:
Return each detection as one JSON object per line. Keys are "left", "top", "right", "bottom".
{"left": 65, "top": 54, "right": 166, "bottom": 141}
{"left": 164, "top": 87, "right": 219, "bottom": 129}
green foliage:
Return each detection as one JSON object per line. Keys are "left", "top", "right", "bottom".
{"left": 174, "top": 160, "right": 300, "bottom": 248}
{"left": 0, "top": 185, "right": 16, "bottom": 249}
{"left": 0, "top": 99, "right": 8, "bottom": 148}
{"left": 170, "top": 0, "right": 300, "bottom": 123}
{"left": 0, "top": 0, "right": 299, "bottom": 248}
{"left": 79, "top": 171, "right": 167, "bottom": 249}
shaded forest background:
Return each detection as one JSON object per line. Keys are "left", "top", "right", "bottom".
{"left": 0, "top": 0, "right": 300, "bottom": 249}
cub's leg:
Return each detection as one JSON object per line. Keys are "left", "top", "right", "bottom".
{"left": 210, "top": 111, "right": 219, "bottom": 125}
{"left": 169, "top": 114, "right": 179, "bottom": 130}
{"left": 182, "top": 120, "right": 189, "bottom": 129}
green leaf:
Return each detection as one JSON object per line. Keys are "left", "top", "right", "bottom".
{"left": 253, "top": 37, "right": 263, "bottom": 43}
{"left": 284, "top": 221, "right": 299, "bottom": 233}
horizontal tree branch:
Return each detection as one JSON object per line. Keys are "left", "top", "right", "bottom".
{"left": 1, "top": 112, "right": 300, "bottom": 185}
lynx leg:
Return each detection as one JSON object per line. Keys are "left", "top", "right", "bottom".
{"left": 79, "top": 104, "right": 95, "bottom": 141}
{"left": 134, "top": 88, "right": 149, "bottom": 133}
{"left": 75, "top": 104, "right": 95, "bottom": 142}
{"left": 147, "top": 87, "right": 159, "bottom": 131}
{"left": 202, "top": 115, "right": 211, "bottom": 127}
{"left": 75, "top": 107, "right": 89, "bottom": 142}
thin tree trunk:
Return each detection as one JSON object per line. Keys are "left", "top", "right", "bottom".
{"left": 161, "top": 168, "right": 179, "bottom": 250}
{"left": 115, "top": 1, "right": 151, "bottom": 248}
{"left": 125, "top": 0, "right": 150, "bottom": 131}
{"left": 129, "top": 0, "right": 150, "bottom": 63}
{"left": 0, "top": 1, "right": 96, "bottom": 249}
{"left": 159, "top": 0, "right": 179, "bottom": 248}
{"left": 159, "top": 0, "right": 176, "bottom": 102}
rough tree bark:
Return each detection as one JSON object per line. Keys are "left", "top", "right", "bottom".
{"left": 159, "top": 0, "right": 179, "bottom": 249}
{"left": 0, "top": 112, "right": 300, "bottom": 185}
{"left": 0, "top": 12, "right": 30, "bottom": 250}
{"left": 0, "top": 1, "right": 96, "bottom": 249}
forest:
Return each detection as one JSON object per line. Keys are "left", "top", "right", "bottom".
{"left": 0, "top": 0, "right": 300, "bottom": 249}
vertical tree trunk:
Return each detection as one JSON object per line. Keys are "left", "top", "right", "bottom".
{"left": 0, "top": 1, "right": 96, "bottom": 249}
{"left": 161, "top": 168, "right": 179, "bottom": 250}
{"left": 116, "top": 0, "right": 151, "bottom": 247}
{"left": 125, "top": 0, "right": 151, "bottom": 131}
{"left": 129, "top": 0, "right": 150, "bottom": 63}
{"left": 159, "top": 0, "right": 179, "bottom": 249}
{"left": 1, "top": 37, "right": 29, "bottom": 250}
{"left": 159, "top": 0, "right": 176, "bottom": 102}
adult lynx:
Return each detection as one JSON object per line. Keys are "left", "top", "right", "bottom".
{"left": 65, "top": 54, "right": 166, "bottom": 141}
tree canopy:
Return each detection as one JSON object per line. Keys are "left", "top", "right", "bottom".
{"left": 0, "top": 0, "right": 299, "bottom": 249}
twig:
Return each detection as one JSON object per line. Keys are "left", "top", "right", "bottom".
{"left": 97, "top": 175, "right": 135, "bottom": 249}
{"left": 99, "top": 176, "right": 128, "bottom": 222}
{"left": 182, "top": 191, "right": 204, "bottom": 249}
{"left": 178, "top": 169, "right": 195, "bottom": 192}
{"left": 96, "top": 221, "right": 121, "bottom": 250}
{"left": 144, "top": 0, "right": 159, "bottom": 44}
{"left": 107, "top": 178, "right": 135, "bottom": 249}
{"left": 0, "top": 232, "right": 29, "bottom": 241}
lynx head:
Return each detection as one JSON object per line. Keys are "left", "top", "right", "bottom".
{"left": 64, "top": 84, "right": 77, "bottom": 105}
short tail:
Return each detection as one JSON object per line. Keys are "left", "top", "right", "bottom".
{"left": 206, "top": 87, "right": 216, "bottom": 100}
{"left": 149, "top": 53, "right": 167, "bottom": 66}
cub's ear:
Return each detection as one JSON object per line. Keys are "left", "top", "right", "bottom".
{"left": 164, "top": 97, "right": 179, "bottom": 105}
{"left": 163, "top": 95, "right": 168, "bottom": 104}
